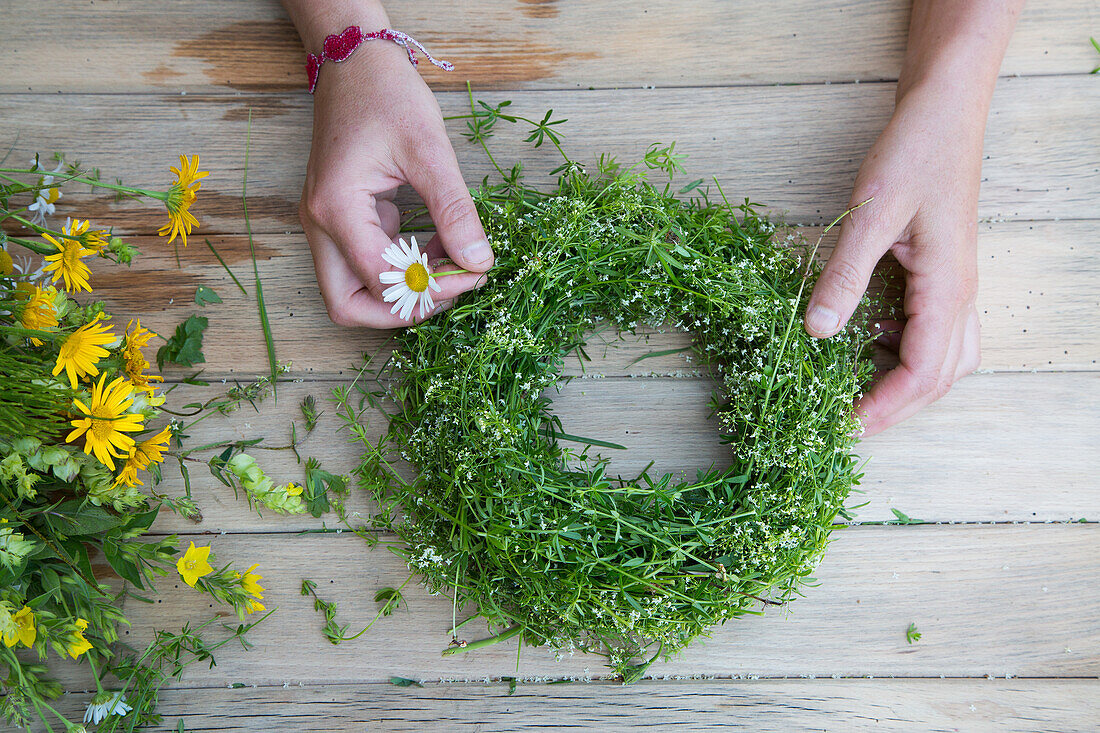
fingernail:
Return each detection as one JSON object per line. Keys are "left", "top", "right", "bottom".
{"left": 435, "top": 299, "right": 454, "bottom": 312}
{"left": 460, "top": 240, "right": 493, "bottom": 266}
{"left": 806, "top": 305, "right": 840, "bottom": 336}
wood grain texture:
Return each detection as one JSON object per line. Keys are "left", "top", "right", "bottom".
{"left": 1, "top": 76, "right": 1097, "bottom": 230}
{"left": 105, "top": 526, "right": 1098, "bottom": 684}
{"left": 33, "top": 679, "right": 1100, "bottom": 733}
{"left": 67, "top": 219, "right": 1100, "bottom": 380}
{"left": 144, "top": 373, "right": 1100, "bottom": 534}
{"left": 1, "top": 0, "right": 1097, "bottom": 93}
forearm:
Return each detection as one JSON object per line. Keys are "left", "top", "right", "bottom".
{"left": 898, "top": 0, "right": 1025, "bottom": 110}
{"left": 282, "top": 0, "right": 390, "bottom": 48}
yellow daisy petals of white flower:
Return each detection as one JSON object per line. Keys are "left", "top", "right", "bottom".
{"left": 66, "top": 375, "right": 146, "bottom": 470}
{"left": 379, "top": 236, "right": 442, "bottom": 321}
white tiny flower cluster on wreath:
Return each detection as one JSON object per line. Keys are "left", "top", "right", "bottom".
{"left": 380, "top": 236, "right": 442, "bottom": 321}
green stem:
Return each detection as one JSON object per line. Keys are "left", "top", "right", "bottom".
{"left": 0, "top": 168, "right": 164, "bottom": 199}
{"left": 441, "top": 624, "right": 523, "bottom": 656}
{"left": 5, "top": 236, "right": 55, "bottom": 255}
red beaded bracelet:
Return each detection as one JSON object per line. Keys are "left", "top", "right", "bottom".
{"left": 306, "top": 26, "right": 454, "bottom": 94}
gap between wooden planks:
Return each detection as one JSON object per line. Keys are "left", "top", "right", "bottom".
{"left": 96, "top": 525, "right": 1098, "bottom": 685}
{"left": 1, "top": 76, "right": 1097, "bottom": 231}
{"left": 1, "top": 0, "right": 1096, "bottom": 92}
{"left": 34, "top": 679, "right": 1100, "bottom": 733}
{"left": 75, "top": 219, "right": 1100, "bottom": 378}
{"left": 145, "top": 375, "right": 1100, "bottom": 531}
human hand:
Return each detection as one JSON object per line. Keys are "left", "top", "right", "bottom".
{"left": 298, "top": 21, "right": 492, "bottom": 327}
{"left": 803, "top": 78, "right": 985, "bottom": 437}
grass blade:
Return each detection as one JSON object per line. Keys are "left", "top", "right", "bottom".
{"left": 205, "top": 238, "right": 247, "bottom": 294}
{"left": 242, "top": 109, "right": 278, "bottom": 397}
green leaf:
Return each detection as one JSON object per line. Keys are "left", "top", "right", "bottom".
{"left": 389, "top": 676, "right": 422, "bottom": 688}
{"left": 304, "top": 458, "right": 345, "bottom": 517}
{"left": 157, "top": 315, "right": 208, "bottom": 369}
{"left": 103, "top": 539, "right": 146, "bottom": 589}
{"left": 53, "top": 500, "right": 127, "bottom": 535}
{"left": 888, "top": 508, "right": 922, "bottom": 525}
{"left": 194, "top": 286, "right": 222, "bottom": 306}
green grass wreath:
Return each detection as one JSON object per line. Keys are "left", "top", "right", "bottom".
{"left": 335, "top": 95, "right": 875, "bottom": 680}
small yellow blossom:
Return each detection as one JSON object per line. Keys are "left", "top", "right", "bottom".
{"left": 66, "top": 375, "right": 145, "bottom": 470}
{"left": 176, "top": 542, "right": 214, "bottom": 587}
{"left": 239, "top": 563, "right": 265, "bottom": 599}
{"left": 42, "top": 219, "right": 100, "bottom": 292}
{"left": 113, "top": 425, "right": 172, "bottom": 487}
{"left": 14, "top": 282, "right": 60, "bottom": 346}
{"left": 122, "top": 319, "right": 164, "bottom": 394}
{"left": 65, "top": 218, "right": 109, "bottom": 251}
{"left": 66, "top": 618, "right": 93, "bottom": 659}
{"left": 2, "top": 606, "right": 37, "bottom": 648}
{"left": 0, "top": 249, "right": 12, "bottom": 276}
{"left": 285, "top": 483, "right": 304, "bottom": 497}
{"left": 158, "top": 154, "right": 208, "bottom": 247}
{"left": 244, "top": 597, "right": 266, "bottom": 614}
{"left": 53, "top": 317, "right": 116, "bottom": 389}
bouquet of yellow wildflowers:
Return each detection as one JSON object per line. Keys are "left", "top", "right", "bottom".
{"left": 1, "top": 154, "right": 273, "bottom": 732}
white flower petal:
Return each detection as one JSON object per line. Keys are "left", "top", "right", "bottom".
{"left": 381, "top": 247, "right": 407, "bottom": 269}
{"left": 382, "top": 283, "right": 408, "bottom": 303}
{"left": 419, "top": 290, "right": 435, "bottom": 317}
{"left": 428, "top": 276, "right": 442, "bottom": 293}
{"left": 379, "top": 271, "right": 405, "bottom": 284}
{"left": 398, "top": 292, "right": 417, "bottom": 321}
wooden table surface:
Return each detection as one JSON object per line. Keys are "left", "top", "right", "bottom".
{"left": 2, "top": 1, "right": 1098, "bottom": 731}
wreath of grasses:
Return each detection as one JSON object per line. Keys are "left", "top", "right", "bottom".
{"left": 336, "top": 94, "right": 875, "bottom": 680}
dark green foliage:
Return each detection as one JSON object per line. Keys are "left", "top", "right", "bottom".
{"left": 156, "top": 314, "right": 207, "bottom": 369}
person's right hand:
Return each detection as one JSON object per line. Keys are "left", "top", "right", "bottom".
{"left": 299, "top": 35, "right": 493, "bottom": 327}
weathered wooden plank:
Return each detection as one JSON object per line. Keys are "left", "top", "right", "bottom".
{"left": 107, "top": 525, "right": 1098, "bottom": 683}
{"left": 1, "top": 1, "right": 1096, "bottom": 93}
{"left": 1, "top": 76, "right": 1096, "bottom": 229}
{"left": 35, "top": 679, "right": 1100, "bottom": 733}
{"left": 146, "top": 373, "right": 1100, "bottom": 534}
{"left": 71, "top": 218, "right": 1100, "bottom": 379}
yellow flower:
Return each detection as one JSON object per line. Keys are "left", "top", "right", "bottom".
{"left": 42, "top": 220, "right": 99, "bottom": 293}
{"left": 113, "top": 425, "right": 172, "bottom": 487}
{"left": 0, "top": 249, "right": 12, "bottom": 276}
{"left": 285, "top": 483, "right": 304, "bottom": 497}
{"left": 244, "top": 597, "right": 266, "bottom": 614}
{"left": 14, "top": 282, "right": 59, "bottom": 346}
{"left": 66, "top": 375, "right": 145, "bottom": 470}
{"left": 66, "top": 618, "right": 93, "bottom": 659}
{"left": 53, "top": 317, "right": 116, "bottom": 389}
{"left": 64, "top": 218, "right": 108, "bottom": 251}
{"left": 239, "top": 563, "right": 265, "bottom": 599}
{"left": 176, "top": 542, "right": 214, "bottom": 587}
{"left": 2, "top": 606, "right": 36, "bottom": 648}
{"left": 158, "top": 154, "right": 208, "bottom": 247}
{"left": 122, "top": 319, "right": 164, "bottom": 394}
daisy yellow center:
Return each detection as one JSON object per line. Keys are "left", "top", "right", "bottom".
{"left": 405, "top": 262, "right": 430, "bottom": 293}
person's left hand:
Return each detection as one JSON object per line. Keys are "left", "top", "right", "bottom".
{"left": 803, "top": 77, "right": 984, "bottom": 437}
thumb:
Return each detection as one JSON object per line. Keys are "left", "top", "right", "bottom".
{"left": 804, "top": 205, "right": 894, "bottom": 338}
{"left": 405, "top": 142, "right": 495, "bottom": 273}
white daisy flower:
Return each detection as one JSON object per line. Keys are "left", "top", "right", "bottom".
{"left": 379, "top": 236, "right": 442, "bottom": 321}
{"left": 83, "top": 691, "right": 132, "bottom": 725}
{"left": 26, "top": 157, "right": 64, "bottom": 226}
